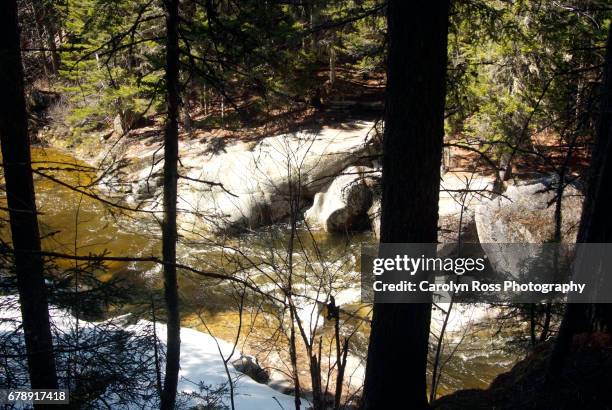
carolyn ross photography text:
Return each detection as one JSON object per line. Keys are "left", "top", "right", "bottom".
{"left": 372, "top": 280, "right": 586, "bottom": 294}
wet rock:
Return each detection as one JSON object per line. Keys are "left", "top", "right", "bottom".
{"left": 133, "top": 174, "right": 164, "bottom": 200}
{"left": 304, "top": 166, "right": 376, "bottom": 232}
{"left": 231, "top": 355, "right": 269, "bottom": 384}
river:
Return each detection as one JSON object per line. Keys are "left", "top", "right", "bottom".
{"left": 0, "top": 146, "right": 520, "bottom": 398}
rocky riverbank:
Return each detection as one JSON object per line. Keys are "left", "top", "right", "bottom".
{"left": 40, "top": 119, "right": 584, "bottom": 248}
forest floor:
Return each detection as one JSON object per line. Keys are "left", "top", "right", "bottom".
{"left": 444, "top": 130, "right": 591, "bottom": 181}
{"left": 180, "top": 67, "right": 385, "bottom": 142}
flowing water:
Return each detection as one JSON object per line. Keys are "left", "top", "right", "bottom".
{"left": 0, "top": 146, "right": 520, "bottom": 398}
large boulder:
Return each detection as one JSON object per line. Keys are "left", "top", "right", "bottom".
{"left": 125, "top": 120, "right": 376, "bottom": 234}
{"left": 304, "top": 166, "right": 376, "bottom": 232}
{"left": 475, "top": 179, "right": 583, "bottom": 276}
{"left": 475, "top": 179, "right": 582, "bottom": 244}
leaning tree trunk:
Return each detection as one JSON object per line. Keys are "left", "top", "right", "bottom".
{"left": 360, "top": 1, "right": 450, "bottom": 409}
{"left": 0, "top": 0, "right": 59, "bottom": 396}
{"left": 548, "top": 22, "right": 612, "bottom": 378}
{"left": 160, "top": 0, "right": 181, "bottom": 408}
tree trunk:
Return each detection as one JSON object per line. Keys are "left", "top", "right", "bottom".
{"left": 180, "top": 0, "right": 195, "bottom": 132}
{"left": 30, "top": 1, "right": 50, "bottom": 77}
{"left": 43, "top": 17, "right": 60, "bottom": 73}
{"left": 309, "top": 1, "right": 319, "bottom": 54}
{"left": 31, "top": 0, "right": 60, "bottom": 74}
{"left": 329, "top": 37, "right": 336, "bottom": 86}
{"left": 0, "top": 0, "right": 59, "bottom": 398}
{"left": 160, "top": 0, "right": 181, "bottom": 408}
{"left": 360, "top": 1, "right": 449, "bottom": 409}
{"left": 548, "top": 22, "right": 612, "bottom": 379}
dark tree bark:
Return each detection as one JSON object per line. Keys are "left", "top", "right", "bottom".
{"left": 0, "top": 0, "right": 59, "bottom": 397}
{"left": 360, "top": 1, "right": 449, "bottom": 409}
{"left": 575, "top": 23, "right": 612, "bottom": 260}
{"left": 160, "top": 0, "right": 181, "bottom": 408}
{"left": 548, "top": 22, "right": 612, "bottom": 378}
